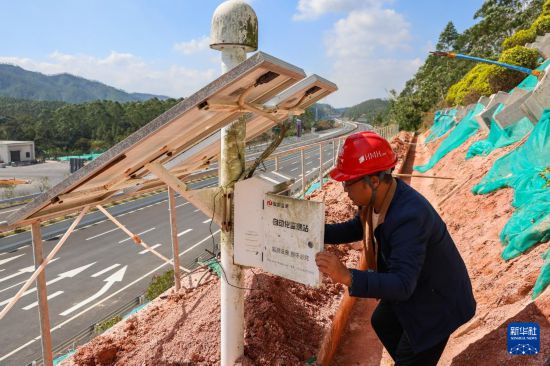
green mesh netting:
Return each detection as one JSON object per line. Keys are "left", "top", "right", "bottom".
{"left": 466, "top": 111, "right": 534, "bottom": 159}
{"left": 472, "top": 110, "right": 550, "bottom": 298}
{"left": 517, "top": 58, "right": 550, "bottom": 91}
{"left": 425, "top": 109, "right": 458, "bottom": 144}
{"left": 533, "top": 248, "right": 550, "bottom": 298}
{"left": 414, "top": 103, "right": 484, "bottom": 173}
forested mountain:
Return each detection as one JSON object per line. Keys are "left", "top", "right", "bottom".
{"left": 0, "top": 64, "right": 168, "bottom": 103}
{"left": 342, "top": 98, "right": 390, "bottom": 122}
{"left": 311, "top": 103, "right": 340, "bottom": 119}
{"left": 0, "top": 97, "right": 337, "bottom": 157}
{"left": 387, "top": 0, "right": 548, "bottom": 130}
{"left": 0, "top": 97, "right": 180, "bottom": 157}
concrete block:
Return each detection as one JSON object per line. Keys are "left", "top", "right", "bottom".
{"left": 539, "top": 43, "right": 550, "bottom": 59}
{"left": 454, "top": 104, "right": 476, "bottom": 123}
{"left": 494, "top": 90, "right": 535, "bottom": 129}
{"left": 478, "top": 95, "right": 491, "bottom": 106}
{"left": 454, "top": 106, "right": 466, "bottom": 122}
{"left": 521, "top": 67, "right": 550, "bottom": 124}
{"left": 480, "top": 91, "right": 510, "bottom": 127}
{"left": 530, "top": 33, "right": 550, "bottom": 58}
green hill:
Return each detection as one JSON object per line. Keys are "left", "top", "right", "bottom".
{"left": 0, "top": 64, "right": 168, "bottom": 103}
{"left": 387, "top": 0, "right": 547, "bottom": 130}
{"left": 342, "top": 98, "right": 390, "bottom": 122}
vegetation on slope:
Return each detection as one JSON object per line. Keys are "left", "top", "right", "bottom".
{"left": 387, "top": 0, "right": 546, "bottom": 131}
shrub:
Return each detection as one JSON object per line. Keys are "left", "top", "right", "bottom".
{"left": 94, "top": 315, "right": 122, "bottom": 334}
{"left": 499, "top": 46, "right": 540, "bottom": 68}
{"left": 502, "top": 28, "right": 537, "bottom": 49}
{"left": 489, "top": 46, "right": 540, "bottom": 92}
{"left": 533, "top": 15, "right": 550, "bottom": 35}
{"left": 446, "top": 64, "right": 494, "bottom": 105}
{"left": 446, "top": 46, "right": 540, "bottom": 105}
{"left": 544, "top": 0, "right": 550, "bottom": 15}
{"left": 145, "top": 269, "right": 174, "bottom": 301}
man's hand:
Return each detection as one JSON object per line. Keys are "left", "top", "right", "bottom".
{"left": 315, "top": 251, "right": 352, "bottom": 287}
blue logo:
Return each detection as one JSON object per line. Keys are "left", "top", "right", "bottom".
{"left": 507, "top": 322, "right": 540, "bottom": 355}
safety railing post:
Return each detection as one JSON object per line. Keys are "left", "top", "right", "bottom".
{"left": 31, "top": 222, "right": 53, "bottom": 366}
{"left": 301, "top": 148, "right": 306, "bottom": 196}
{"left": 167, "top": 187, "right": 182, "bottom": 291}
{"left": 319, "top": 143, "right": 323, "bottom": 187}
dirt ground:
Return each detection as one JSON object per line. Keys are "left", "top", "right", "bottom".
{"left": 61, "top": 129, "right": 550, "bottom": 365}
{"left": 0, "top": 160, "right": 69, "bottom": 197}
{"left": 407, "top": 130, "right": 549, "bottom": 366}
{"left": 61, "top": 178, "right": 362, "bottom": 366}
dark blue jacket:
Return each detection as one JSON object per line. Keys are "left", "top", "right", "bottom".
{"left": 325, "top": 179, "right": 476, "bottom": 353}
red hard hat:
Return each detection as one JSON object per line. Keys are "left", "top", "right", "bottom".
{"left": 329, "top": 131, "right": 397, "bottom": 182}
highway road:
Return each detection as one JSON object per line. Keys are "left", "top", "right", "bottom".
{"left": 0, "top": 123, "right": 360, "bottom": 365}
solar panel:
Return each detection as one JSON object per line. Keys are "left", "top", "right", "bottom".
{"left": 5, "top": 52, "right": 306, "bottom": 227}
{"left": 162, "top": 74, "right": 338, "bottom": 177}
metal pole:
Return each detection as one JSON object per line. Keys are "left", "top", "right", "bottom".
{"left": 318, "top": 143, "right": 323, "bottom": 187}
{"left": 301, "top": 148, "right": 306, "bottom": 196}
{"left": 168, "top": 187, "right": 182, "bottom": 291}
{"left": 31, "top": 222, "right": 53, "bottom": 366}
{"left": 335, "top": 139, "right": 342, "bottom": 166}
{"left": 211, "top": 2, "right": 258, "bottom": 364}
{"left": 332, "top": 140, "right": 337, "bottom": 167}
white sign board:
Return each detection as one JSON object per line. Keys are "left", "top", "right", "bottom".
{"left": 235, "top": 176, "right": 324, "bottom": 287}
{"left": 262, "top": 193, "right": 324, "bottom": 286}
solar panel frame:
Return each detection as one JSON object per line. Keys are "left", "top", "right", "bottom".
{"left": 5, "top": 51, "right": 305, "bottom": 227}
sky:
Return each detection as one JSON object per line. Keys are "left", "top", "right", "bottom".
{"left": 0, "top": 0, "right": 484, "bottom": 108}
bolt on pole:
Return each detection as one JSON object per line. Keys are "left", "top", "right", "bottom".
{"left": 210, "top": 1, "right": 258, "bottom": 365}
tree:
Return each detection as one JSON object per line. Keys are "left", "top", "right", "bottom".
{"left": 436, "top": 22, "right": 459, "bottom": 51}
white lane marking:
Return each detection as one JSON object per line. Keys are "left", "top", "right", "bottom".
{"left": 193, "top": 209, "right": 199, "bottom": 212}
{"left": 0, "top": 281, "right": 27, "bottom": 293}
{"left": 139, "top": 244, "right": 162, "bottom": 254}
{"left": 290, "top": 168, "right": 298, "bottom": 172}
{"left": 60, "top": 266, "right": 127, "bottom": 316}
{"left": 0, "top": 262, "right": 94, "bottom": 306}
{"left": 177, "top": 228, "right": 193, "bottom": 237}
{"left": 85, "top": 227, "right": 119, "bottom": 241}
{"left": 0, "top": 257, "right": 60, "bottom": 284}
{"left": 0, "top": 254, "right": 25, "bottom": 267}
{"left": 0, "top": 232, "right": 221, "bottom": 361}
{"left": 91, "top": 264, "right": 121, "bottom": 278}
{"left": 258, "top": 174, "right": 279, "bottom": 184}
{"left": 1, "top": 208, "right": 20, "bottom": 214}
{"left": 202, "top": 219, "right": 212, "bottom": 224}
{"left": 0, "top": 269, "right": 3, "bottom": 273}
{"left": 291, "top": 161, "right": 298, "bottom": 165}
{"left": 176, "top": 202, "right": 189, "bottom": 208}
{"left": 22, "top": 291, "right": 64, "bottom": 310}
{"left": 118, "top": 228, "right": 155, "bottom": 243}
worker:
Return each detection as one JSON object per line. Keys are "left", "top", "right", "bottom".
{"left": 316, "top": 131, "right": 476, "bottom": 366}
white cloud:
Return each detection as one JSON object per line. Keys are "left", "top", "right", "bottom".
{"left": 319, "top": 6, "right": 419, "bottom": 107}
{"left": 173, "top": 36, "right": 211, "bottom": 55}
{"left": 0, "top": 51, "right": 218, "bottom": 98}
{"left": 293, "top": 0, "right": 392, "bottom": 20}
{"left": 326, "top": 58, "right": 422, "bottom": 107}
{"left": 325, "top": 8, "right": 411, "bottom": 59}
